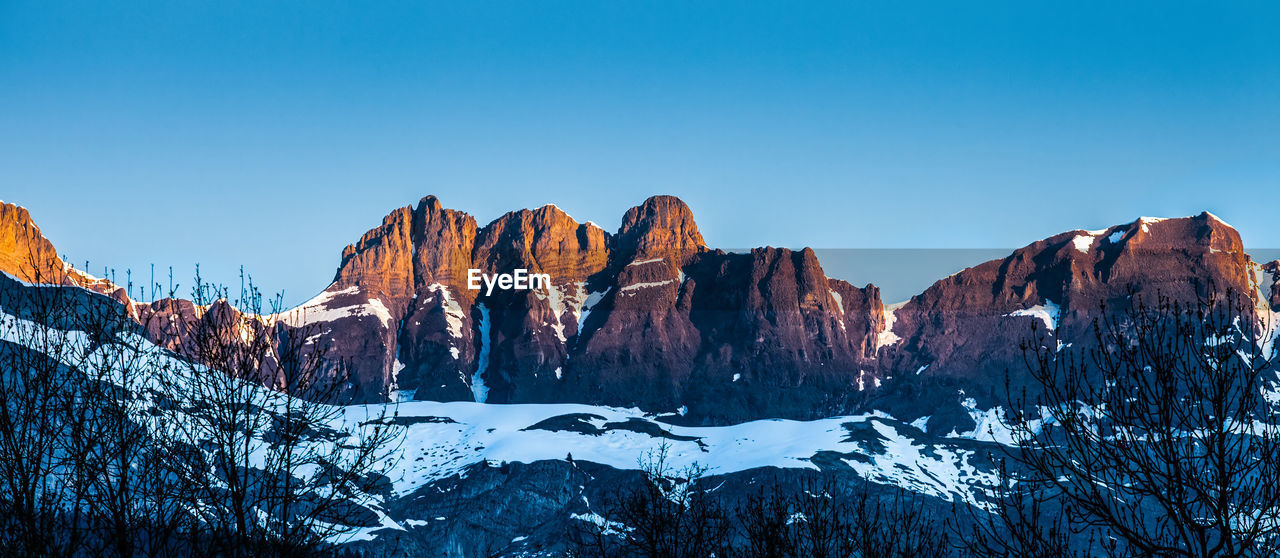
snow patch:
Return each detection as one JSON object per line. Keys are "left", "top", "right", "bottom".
{"left": 626, "top": 258, "right": 665, "bottom": 267}
{"left": 276, "top": 286, "right": 395, "bottom": 329}
{"left": 619, "top": 280, "right": 673, "bottom": 293}
{"left": 829, "top": 289, "right": 844, "bottom": 314}
{"left": 876, "top": 302, "right": 907, "bottom": 349}
{"left": 577, "top": 287, "right": 610, "bottom": 337}
{"left": 1071, "top": 234, "right": 1096, "bottom": 254}
{"left": 1137, "top": 216, "right": 1168, "bottom": 233}
{"left": 534, "top": 283, "right": 573, "bottom": 343}
{"left": 1005, "top": 299, "right": 1061, "bottom": 331}
{"left": 428, "top": 283, "right": 467, "bottom": 339}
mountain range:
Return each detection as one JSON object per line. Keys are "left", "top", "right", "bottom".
{"left": 3, "top": 196, "right": 1276, "bottom": 433}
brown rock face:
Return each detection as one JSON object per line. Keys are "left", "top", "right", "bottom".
{"left": 872, "top": 212, "right": 1259, "bottom": 434}
{"left": 0, "top": 203, "right": 66, "bottom": 284}
{"left": 609, "top": 246, "right": 884, "bottom": 423}
{"left": 616, "top": 195, "right": 706, "bottom": 266}
{"left": 467, "top": 204, "right": 611, "bottom": 402}
{"left": 304, "top": 194, "right": 886, "bottom": 421}
{"left": 0, "top": 202, "right": 131, "bottom": 302}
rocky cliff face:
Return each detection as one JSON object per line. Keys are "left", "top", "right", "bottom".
{"left": 269, "top": 194, "right": 889, "bottom": 421}
{"left": 0, "top": 202, "right": 127, "bottom": 301}
{"left": 871, "top": 212, "right": 1258, "bottom": 434}
{"left": 1, "top": 199, "right": 1271, "bottom": 425}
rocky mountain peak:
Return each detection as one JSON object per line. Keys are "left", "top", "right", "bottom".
{"left": 474, "top": 204, "right": 609, "bottom": 283}
{"left": 0, "top": 202, "right": 126, "bottom": 300}
{"left": 409, "top": 196, "right": 479, "bottom": 295}
{"left": 616, "top": 195, "right": 706, "bottom": 265}
{"left": 0, "top": 202, "right": 66, "bottom": 284}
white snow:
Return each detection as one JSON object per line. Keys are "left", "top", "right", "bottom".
{"left": 540, "top": 203, "right": 572, "bottom": 221}
{"left": 619, "top": 280, "right": 673, "bottom": 293}
{"left": 1137, "top": 216, "right": 1168, "bottom": 233}
{"left": 626, "top": 258, "right": 665, "bottom": 267}
{"left": 534, "top": 282, "right": 573, "bottom": 343}
{"left": 427, "top": 283, "right": 467, "bottom": 339}
{"left": 1107, "top": 230, "right": 1126, "bottom": 244}
{"left": 1204, "top": 211, "right": 1233, "bottom": 229}
{"left": 1005, "top": 299, "right": 1061, "bottom": 331}
{"left": 876, "top": 302, "right": 906, "bottom": 349}
{"left": 829, "top": 289, "right": 844, "bottom": 314}
{"left": 276, "top": 286, "right": 395, "bottom": 329}
{"left": 0, "top": 272, "right": 1023, "bottom": 536}
{"left": 1072, "top": 234, "right": 1096, "bottom": 254}
{"left": 571, "top": 512, "right": 630, "bottom": 535}
{"left": 370, "top": 400, "right": 998, "bottom": 504}
{"left": 946, "top": 398, "right": 1047, "bottom": 446}
{"left": 577, "top": 288, "right": 610, "bottom": 337}
{"left": 472, "top": 303, "right": 491, "bottom": 403}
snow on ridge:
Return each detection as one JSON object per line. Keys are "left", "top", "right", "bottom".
{"left": 626, "top": 258, "right": 665, "bottom": 267}
{"left": 1137, "top": 216, "right": 1169, "bottom": 233}
{"left": 538, "top": 203, "right": 573, "bottom": 221}
{"left": 619, "top": 279, "right": 673, "bottom": 293}
{"left": 275, "top": 285, "right": 395, "bottom": 329}
{"left": 1005, "top": 299, "right": 1061, "bottom": 331}
{"left": 1204, "top": 211, "right": 1234, "bottom": 229}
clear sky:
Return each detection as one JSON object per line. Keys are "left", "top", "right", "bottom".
{"left": 2, "top": 1, "right": 1277, "bottom": 305}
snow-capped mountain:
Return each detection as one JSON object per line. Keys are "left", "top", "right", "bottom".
{"left": 2, "top": 196, "right": 1279, "bottom": 554}
{"left": 2, "top": 198, "right": 1276, "bottom": 429}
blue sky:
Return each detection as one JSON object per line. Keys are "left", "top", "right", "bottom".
{"left": 2, "top": 1, "right": 1277, "bottom": 305}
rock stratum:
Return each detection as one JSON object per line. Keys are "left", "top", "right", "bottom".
{"left": 0, "top": 197, "right": 1274, "bottom": 427}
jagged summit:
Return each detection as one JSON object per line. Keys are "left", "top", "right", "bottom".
{"left": 0, "top": 199, "right": 1268, "bottom": 424}
{"left": 616, "top": 195, "right": 706, "bottom": 264}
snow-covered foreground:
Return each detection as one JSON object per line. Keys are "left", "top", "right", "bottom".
{"left": 347, "top": 400, "right": 1002, "bottom": 506}
{"left": 0, "top": 279, "right": 1007, "bottom": 545}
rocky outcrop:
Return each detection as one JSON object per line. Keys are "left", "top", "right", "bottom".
{"left": 0, "top": 203, "right": 65, "bottom": 285}
{"left": 0, "top": 202, "right": 127, "bottom": 301}
{"left": 279, "top": 194, "right": 890, "bottom": 421}
{"left": 871, "top": 212, "right": 1258, "bottom": 434}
